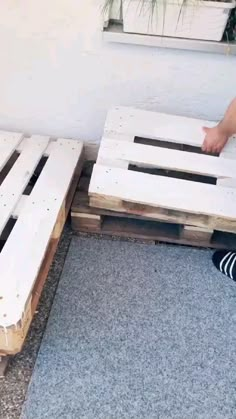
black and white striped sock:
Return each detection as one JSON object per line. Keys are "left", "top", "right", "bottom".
{"left": 212, "top": 250, "right": 236, "bottom": 281}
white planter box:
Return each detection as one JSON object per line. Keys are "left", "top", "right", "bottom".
{"left": 122, "top": 0, "right": 236, "bottom": 41}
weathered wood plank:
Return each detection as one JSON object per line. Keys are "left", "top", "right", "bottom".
{"left": 89, "top": 165, "right": 236, "bottom": 232}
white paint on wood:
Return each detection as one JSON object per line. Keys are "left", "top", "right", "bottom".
{"left": 16, "top": 137, "right": 31, "bottom": 153}
{"left": 12, "top": 195, "right": 28, "bottom": 218}
{"left": 0, "top": 132, "right": 24, "bottom": 171}
{"left": 217, "top": 178, "right": 236, "bottom": 187}
{"left": 98, "top": 138, "right": 236, "bottom": 179}
{"left": 89, "top": 164, "right": 236, "bottom": 221}
{"left": 104, "top": 107, "right": 214, "bottom": 147}
{"left": 218, "top": 146, "right": 236, "bottom": 187}
{"left": 17, "top": 137, "right": 55, "bottom": 156}
{"left": 98, "top": 136, "right": 135, "bottom": 168}
{"left": 0, "top": 138, "right": 83, "bottom": 328}
{"left": 0, "top": 136, "right": 50, "bottom": 236}
{"left": 220, "top": 151, "right": 236, "bottom": 160}
{"left": 104, "top": 107, "right": 236, "bottom": 152}
{"left": 95, "top": 107, "right": 236, "bottom": 241}
{"left": 41, "top": 139, "right": 54, "bottom": 156}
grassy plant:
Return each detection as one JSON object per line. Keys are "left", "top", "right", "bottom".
{"left": 224, "top": 8, "right": 236, "bottom": 40}
{"left": 103, "top": 0, "right": 233, "bottom": 14}
{"left": 103, "top": 0, "right": 188, "bottom": 30}
{"left": 103, "top": 0, "right": 235, "bottom": 39}
{"left": 103, "top": 0, "right": 160, "bottom": 15}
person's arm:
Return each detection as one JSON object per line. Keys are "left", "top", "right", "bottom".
{"left": 202, "top": 97, "right": 236, "bottom": 153}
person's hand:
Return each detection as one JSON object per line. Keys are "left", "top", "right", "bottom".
{"left": 202, "top": 125, "right": 229, "bottom": 154}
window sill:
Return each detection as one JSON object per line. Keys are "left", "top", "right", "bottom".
{"left": 103, "top": 22, "right": 236, "bottom": 55}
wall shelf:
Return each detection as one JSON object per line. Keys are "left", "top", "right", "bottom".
{"left": 103, "top": 22, "right": 236, "bottom": 55}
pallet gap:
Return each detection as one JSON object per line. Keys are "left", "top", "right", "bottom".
{"left": 100, "top": 215, "right": 182, "bottom": 239}
{"left": 0, "top": 151, "right": 20, "bottom": 186}
{"left": 78, "top": 176, "right": 90, "bottom": 192}
{"left": 0, "top": 218, "right": 17, "bottom": 252}
{"left": 211, "top": 230, "right": 236, "bottom": 248}
{"left": 73, "top": 206, "right": 236, "bottom": 249}
{"left": 72, "top": 189, "right": 236, "bottom": 249}
{"left": 23, "top": 156, "right": 48, "bottom": 195}
{"left": 134, "top": 137, "right": 219, "bottom": 157}
{"left": 128, "top": 164, "right": 217, "bottom": 185}
{"left": 81, "top": 161, "right": 94, "bottom": 177}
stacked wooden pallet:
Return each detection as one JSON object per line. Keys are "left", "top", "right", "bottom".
{"left": 71, "top": 106, "right": 236, "bottom": 248}
{"left": 0, "top": 132, "right": 83, "bottom": 374}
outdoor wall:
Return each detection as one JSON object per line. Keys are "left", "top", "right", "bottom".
{"left": 0, "top": 0, "right": 235, "bottom": 143}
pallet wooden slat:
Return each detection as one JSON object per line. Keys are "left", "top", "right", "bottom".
{"left": 98, "top": 138, "right": 236, "bottom": 178}
{"left": 0, "top": 135, "right": 84, "bottom": 356}
{"left": 0, "top": 139, "right": 82, "bottom": 328}
{"left": 90, "top": 165, "right": 236, "bottom": 231}
{"left": 71, "top": 162, "right": 236, "bottom": 250}
{"left": 0, "top": 136, "right": 50, "bottom": 236}
{"left": 0, "top": 131, "right": 24, "bottom": 171}
{"left": 104, "top": 107, "right": 236, "bottom": 151}
{"left": 12, "top": 195, "right": 28, "bottom": 218}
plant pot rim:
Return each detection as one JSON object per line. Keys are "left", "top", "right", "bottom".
{"left": 123, "top": 0, "right": 236, "bottom": 8}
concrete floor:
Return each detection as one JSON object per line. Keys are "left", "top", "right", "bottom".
{"left": 0, "top": 229, "right": 147, "bottom": 419}
{"left": 2, "top": 231, "right": 236, "bottom": 419}
{"left": 21, "top": 237, "right": 236, "bottom": 419}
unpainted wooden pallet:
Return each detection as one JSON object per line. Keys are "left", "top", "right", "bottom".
{"left": 0, "top": 132, "right": 84, "bottom": 371}
{"left": 88, "top": 106, "right": 236, "bottom": 242}
{"left": 72, "top": 185, "right": 236, "bottom": 249}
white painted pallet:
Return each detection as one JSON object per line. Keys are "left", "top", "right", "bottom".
{"left": 89, "top": 106, "right": 236, "bottom": 235}
{"left": 0, "top": 132, "right": 83, "bottom": 354}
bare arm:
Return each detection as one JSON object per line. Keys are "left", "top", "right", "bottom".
{"left": 202, "top": 97, "right": 236, "bottom": 153}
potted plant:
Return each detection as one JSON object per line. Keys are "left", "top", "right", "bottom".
{"left": 104, "top": 0, "right": 236, "bottom": 41}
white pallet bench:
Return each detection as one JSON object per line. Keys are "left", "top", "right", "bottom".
{"left": 0, "top": 132, "right": 84, "bottom": 358}
{"left": 88, "top": 107, "right": 236, "bottom": 243}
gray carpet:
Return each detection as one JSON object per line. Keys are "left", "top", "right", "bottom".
{"left": 22, "top": 237, "right": 236, "bottom": 419}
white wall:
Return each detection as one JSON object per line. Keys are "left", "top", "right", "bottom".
{"left": 0, "top": 0, "right": 235, "bottom": 143}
